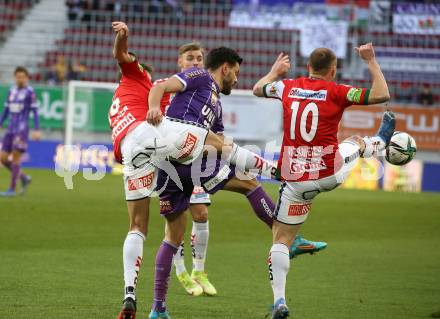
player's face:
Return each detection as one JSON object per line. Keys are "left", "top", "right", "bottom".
{"left": 15, "top": 72, "right": 29, "bottom": 88}
{"left": 178, "top": 50, "right": 204, "bottom": 71}
{"left": 221, "top": 62, "right": 239, "bottom": 95}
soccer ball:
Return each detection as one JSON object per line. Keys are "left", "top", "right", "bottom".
{"left": 385, "top": 131, "right": 417, "bottom": 166}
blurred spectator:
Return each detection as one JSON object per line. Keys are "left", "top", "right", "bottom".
{"left": 66, "top": 0, "right": 82, "bottom": 21}
{"left": 418, "top": 85, "right": 434, "bottom": 106}
{"left": 67, "top": 59, "right": 87, "bottom": 81}
{"left": 395, "top": 82, "right": 414, "bottom": 104}
{"left": 45, "top": 55, "right": 68, "bottom": 85}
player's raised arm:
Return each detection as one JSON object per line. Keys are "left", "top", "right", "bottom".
{"left": 253, "top": 53, "right": 290, "bottom": 97}
{"left": 355, "top": 43, "right": 390, "bottom": 104}
{"left": 147, "top": 77, "right": 185, "bottom": 125}
{"left": 112, "top": 21, "right": 133, "bottom": 64}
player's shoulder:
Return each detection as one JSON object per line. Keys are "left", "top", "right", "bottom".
{"left": 26, "top": 85, "right": 35, "bottom": 93}
{"left": 180, "top": 67, "right": 209, "bottom": 79}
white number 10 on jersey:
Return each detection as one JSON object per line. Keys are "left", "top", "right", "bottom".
{"left": 290, "top": 101, "right": 319, "bottom": 142}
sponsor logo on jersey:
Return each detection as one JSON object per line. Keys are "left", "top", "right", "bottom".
{"left": 128, "top": 172, "right": 154, "bottom": 191}
{"left": 288, "top": 203, "right": 311, "bottom": 216}
{"left": 288, "top": 88, "right": 327, "bottom": 101}
{"left": 201, "top": 104, "right": 216, "bottom": 128}
{"left": 186, "top": 69, "right": 206, "bottom": 79}
{"left": 160, "top": 199, "right": 172, "bottom": 213}
{"left": 203, "top": 165, "right": 231, "bottom": 191}
{"left": 111, "top": 112, "right": 135, "bottom": 142}
{"left": 347, "top": 88, "right": 363, "bottom": 103}
{"left": 177, "top": 132, "right": 198, "bottom": 159}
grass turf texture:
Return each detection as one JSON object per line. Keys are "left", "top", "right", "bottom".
{"left": 0, "top": 168, "right": 439, "bottom": 319}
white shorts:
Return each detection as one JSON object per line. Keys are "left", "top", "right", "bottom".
{"left": 274, "top": 141, "right": 360, "bottom": 225}
{"left": 190, "top": 186, "right": 211, "bottom": 205}
{"left": 121, "top": 119, "right": 208, "bottom": 201}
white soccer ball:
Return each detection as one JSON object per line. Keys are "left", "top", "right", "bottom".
{"left": 385, "top": 131, "right": 417, "bottom": 166}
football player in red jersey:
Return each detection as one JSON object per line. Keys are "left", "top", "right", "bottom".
{"left": 253, "top": 43, "right": 395, "bottom": 318}
{"left": 110, "top": 22, "right": 282, "bottom": 319}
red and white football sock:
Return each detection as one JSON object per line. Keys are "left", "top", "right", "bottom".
{"left": 173, "top": 242, "right": 187, "bottom": 275}
{"left": 227, "top": 143, "right": 278, "bottom": 180}
{"left": 192, "top": 221, "right": 209, "bottom": 272}
{"left": 362, "top": 136, "right": 386, "bottom": 158}
{"left": 269, "top": 244, "right": 290, "bottom": 304}
{"left": 123, "top": 230, "right": 145, "bottom": 300}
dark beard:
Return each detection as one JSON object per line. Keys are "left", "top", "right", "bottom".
{"left": 221, "top": 87, "right": 231, "bottom": 95}
{"left": 221, "top": 80, "right": 232, "bottom": 95}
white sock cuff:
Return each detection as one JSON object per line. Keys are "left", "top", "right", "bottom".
{"left": 193, "top": 221, "right": 209, "bottom": 231}
{"left": 127, "top": 230, "right": 146, "bottom": 241}
{"left": 271, "top": 244, "right": 289, "bottom": 255}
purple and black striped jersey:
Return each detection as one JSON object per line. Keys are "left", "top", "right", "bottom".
{"left": 165, "top": 67, "right": 224, "bottom": 134}
{"left": 0, "top": 86, "right": 39, "bottom": 134}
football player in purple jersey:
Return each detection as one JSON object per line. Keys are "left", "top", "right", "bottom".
{"left": 0, "top": 67, "right": 40, "bottom": 196}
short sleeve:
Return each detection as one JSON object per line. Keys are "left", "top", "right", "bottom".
{"left": 174, "top": 68, "right": 210, "bottom": 92}
{"left": 334, "top": 84, "right": 370, "bottom": 108}
{"left": 263, "top": 81, "right": 285, "bottom": 99}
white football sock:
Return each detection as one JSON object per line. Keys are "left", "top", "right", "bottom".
{"left": 192, "top": 221, "right": 209, "bottom": 272}
{"left": 174, "top": 242, "right": 187, "bottom": 276}
{"left": 123, "top": 231, "right": 145, "bottom": 300}
{"left": 269, "top": 244, "right": 290, "bottom": 304}
{"left": 362, "top": 136, "right": 386, "bottom": 158}
{"left": 227, "top": 143, "right": 277, "bottom": 179}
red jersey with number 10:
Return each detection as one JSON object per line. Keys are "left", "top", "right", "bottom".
{"left": 109, "top": 60, "right": 152, "bottom": 163}
{"left": 263, "top": 77, "right": 369, "bottom": 182}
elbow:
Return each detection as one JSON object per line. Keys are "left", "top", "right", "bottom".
{"left": 369, "top": 89, "right": 390, "bottom": 104}
{"left": 378, "top": 92, "right": 391, "bottom": 103}
{"left": 252, "top": 85, "right": 262, "bottom": 97}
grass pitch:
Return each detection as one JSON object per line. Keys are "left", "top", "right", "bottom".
{"left": 0, "top": 169, "right": 439, "bottom": 319}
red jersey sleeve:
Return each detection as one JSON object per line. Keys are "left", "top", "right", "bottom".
{"left": 333, "top": 84, "right": 370, "bottom": 108}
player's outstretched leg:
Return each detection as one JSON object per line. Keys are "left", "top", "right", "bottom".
{"left": 225, "top": 177, "right": 327, "bottom": 259}
{"left": 174, "top": 241, "right": 203, "bottom": 296}
{"left": 203, "top": 131, "right": 280, "bottom": 180}
{"left": 361, "top": 110, "right": 396, "bottom": 158}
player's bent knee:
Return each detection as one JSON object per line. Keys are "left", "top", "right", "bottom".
{"left": 0, "top": 153, "right": 9, "bottom": 165}
{"left": 190, "top": 205, "right": 208, "bottom": 222}
{"left": 164, "top": 211, "right": 187, "bottom": 246}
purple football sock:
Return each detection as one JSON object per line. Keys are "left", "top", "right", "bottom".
{"left": 152, "top": 241, "right": 178, "bottom": 312}
{"left": 10, "top": 163, "right": 21, "bottom": 191}
{"left": 246, "top": 185, "right": 274, "bottom": 228}
{"left": 2, "top": 161, "right": 27, "bottom": 180}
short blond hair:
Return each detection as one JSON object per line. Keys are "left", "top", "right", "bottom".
{"left": 178, "top": 42, "right": 204, "bottom": 56}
